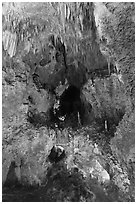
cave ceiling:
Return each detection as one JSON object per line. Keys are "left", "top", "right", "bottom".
{"left": 2, "top": 2, "right": 110, "bottom": 89}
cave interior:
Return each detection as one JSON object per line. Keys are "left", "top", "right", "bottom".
{"left": 25, "top": 33, "right": 121, "bottom": 132}
{"left": 2, "top": 2, "right": 135, "bottom": 202}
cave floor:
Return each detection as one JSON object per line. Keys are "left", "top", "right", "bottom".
{"left": 2, "top": 121, "right": 132, "bottom": 202}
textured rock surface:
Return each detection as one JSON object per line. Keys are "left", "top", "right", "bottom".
{"left": 93, "top": 3, "right": 135, "bottom": 199}
{"left": 93, "top": 2, "right": 135, "bottom": 165}
{"left": 2, "top": 2, "right": 135, "bottom": 202}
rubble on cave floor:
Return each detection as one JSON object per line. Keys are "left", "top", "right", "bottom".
{"left": 2, "top": 124, "right": 132, "bottom": 202}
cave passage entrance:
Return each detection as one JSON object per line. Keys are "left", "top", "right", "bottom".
{"left": 54, "top": 85, "right": 83, "bottom": 127}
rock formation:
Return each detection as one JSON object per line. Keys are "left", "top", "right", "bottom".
{"left": 2, "top": 2, "right": 135, "bottom": 202}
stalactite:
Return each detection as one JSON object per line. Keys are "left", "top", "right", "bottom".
{"left": 3, "top": 30, "right": 17, "bottom": 58}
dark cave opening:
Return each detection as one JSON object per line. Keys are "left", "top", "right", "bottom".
{"left": 52, "top": 85, "right": 84, "bottom": 128}
{"left": 59, "top": 85, "right": 81, "bottom": 116}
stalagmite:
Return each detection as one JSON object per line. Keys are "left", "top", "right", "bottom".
{"left": 105, "top": 120, "right": 107, "bottom": 131}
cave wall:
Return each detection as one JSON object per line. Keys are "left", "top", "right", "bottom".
{"left": 82, "top": 74, "right": 126, "bottom": 131}
{"left": 2, "top": 2, "right": 109, "bottom": 128}
{"left": 93, "top": 2, "right": 135, "bottom": 164}
{"left": 2, "top": 2, "right": 135, "bottom": 189}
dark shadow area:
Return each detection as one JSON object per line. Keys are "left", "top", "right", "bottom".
{"left": 3, "top": 162, "right": 114, "bottom": 202}
{"left": 95, "top": 108, "right": 125, "bottom": 135}
{"left": 52, "top": 85, "right": 85, "bottom": 128}
{"left": 59, "top": 85, "right": 81, "bottom": 116}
